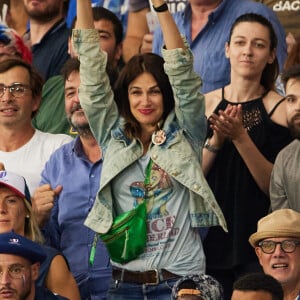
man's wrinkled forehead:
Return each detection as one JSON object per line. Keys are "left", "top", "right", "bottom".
{"left": 286, "top": 77, "right": 300, "bottom": 91}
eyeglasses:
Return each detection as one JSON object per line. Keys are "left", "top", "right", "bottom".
{"left": 0, "top": 264, "right": 27, "bottom": 279}
{"left": 258, "top": 240, "right": 300, "bottom": 254}
{"left": 0, "top": 83, "right": 31, "bottom": 98}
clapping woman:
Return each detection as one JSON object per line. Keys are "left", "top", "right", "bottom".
{"left": 202, "top": 13, "right": 293, "bottom": 299}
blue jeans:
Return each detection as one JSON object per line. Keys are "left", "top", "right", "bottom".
{"left": 107, "top": 277, "right": 179, "bottom": 299}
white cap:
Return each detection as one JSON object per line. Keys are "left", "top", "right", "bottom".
{"left": 0, "top": 171, "right": 31, "bottom": 203}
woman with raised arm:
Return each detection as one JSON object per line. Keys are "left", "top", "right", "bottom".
{"left": 73, "top": 0, "right": 226, "bottom": 298}
{"left": 202, "top": 13, "right": 293, "bottom": 299}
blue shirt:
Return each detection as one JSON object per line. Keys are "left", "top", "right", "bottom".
{"left": 41, "top": 137, "right": 111, "bottom": 300}
{"left": 152, "top": 0, "right": 287, "bottom": 93}
{"left": 66, "top": 0, "right": 128, "bottom": 33}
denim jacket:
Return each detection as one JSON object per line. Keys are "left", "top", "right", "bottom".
{"left": 72, "top": 29, "right": 227, "bottom": 234}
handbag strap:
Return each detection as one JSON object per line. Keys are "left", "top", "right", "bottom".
{"left": 143, "top": 157, "right": 153, "bottom": 196}
{"left": 89, "top": 158, "right": 153, "bottom": 265}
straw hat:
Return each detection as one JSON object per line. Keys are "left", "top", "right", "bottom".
{"left": 249, "top": 209, "right": 300, "bottom": 247}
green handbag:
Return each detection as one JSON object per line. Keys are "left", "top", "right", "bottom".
{"left": 89, "top": 160, "right": 152, "bottom": 265}
{"left": 99, "top": 200, "right": 147, "bottom": 264}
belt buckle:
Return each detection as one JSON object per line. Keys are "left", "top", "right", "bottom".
{"left": 146, "top": 269, "right": 159, "bottom": 285}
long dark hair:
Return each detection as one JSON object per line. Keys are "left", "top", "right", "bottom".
{"left": 228, "top": 13, "right": 279, "bottom": 91}
{"left": 114, "top": 53, "right": 175, "bottom": 139}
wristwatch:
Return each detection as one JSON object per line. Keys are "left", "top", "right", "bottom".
{"left": 204, "top": 139, "right": 219, "bottom": 153}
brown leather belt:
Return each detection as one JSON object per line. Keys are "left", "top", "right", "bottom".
{"left": 112, "top": 268, "right": 180, "bottom": 285}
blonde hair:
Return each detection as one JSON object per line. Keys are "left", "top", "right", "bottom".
{"left": 24, "top": 200, "right": 44, "bottom": 244}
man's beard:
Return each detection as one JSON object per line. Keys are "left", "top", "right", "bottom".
{"left": 288, "top": 116, "right": 300, "bottom": 140}
{"left": 25, "top": 3, "right": 61, "bottom": 23}
{"left": 68, "top": 109, "right": 92, "bottom": 137}
{"left": 70, "top": 120, "right": 92, "bottom": 137}
{"left": 0, "top": 279, "right": 31, "bottom": 300}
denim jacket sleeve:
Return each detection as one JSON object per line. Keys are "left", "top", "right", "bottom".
{"left": 72, "top": 29, "right": 119, "bottom": 151}
{"left": 162, "top": 39, "right": 206, "bottom": 150}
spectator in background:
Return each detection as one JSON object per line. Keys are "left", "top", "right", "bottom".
{"left": 32, "top": 5, "right": 123, "bottom": 136}
{"left": 275, "top": 35, "right": 300, "bottom": 96}
{"left": 231, "top": 273, "right": 284, "bottom": 300}
{"left": 122, "top": 0, "right": 187, "bottom": 63}
{"left": 23, "top": 0, "right": 69, "bottom": 80}
{"left": 123, "top": 0, "right": 287, "bottom": 93}
{"left": 202, "top": 13, "right": 292, "bottom": 299}
{"left": 270, "top": 65, "right": 300, "bottom": 211}
{"left": 0, "top": 170, "right": 80, "bottom": 300}
{"left": 68, "top": 5, "right": 123, "bottom": 83}
{"left": 254, "top": 0, "right": 300, "bottom": 52}
{"left": 66, "top": 0, "right": 128, "bottom": 33}
{"left": 249, "top": 209, "right": 300, "bottom": 300}
{"left": 0, "top": 231, "right": 68, "bottom": 300}
{"left": 151, "top": 0, "right": 287, "bottom": 94}
{"left": 284, "top": 35, "right": 300, "bottom": 71}
{"left": 4, "top": 0, "right": 28, "bottom": 37}
{"left": 33, "top": 58, "right": 112, "bottom": 300}
{"left": 0, "top": 22, "right": 31, "bottom": 63}
{"left": 0, "top": 58, "right": 72, "bottom": 194}
{"left": 0, "top": 1, "right": 9, "bottom": 22}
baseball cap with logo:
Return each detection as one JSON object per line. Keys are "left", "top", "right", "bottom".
{"left": 0, "top": 231, "right": 46, "bottom": 263}
{"left": 0, "top": 170, "right": 31, "bottom": 203}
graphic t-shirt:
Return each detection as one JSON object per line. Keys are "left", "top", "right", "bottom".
{"left": 111, "top": 154, "right": 205, "bottom": 275}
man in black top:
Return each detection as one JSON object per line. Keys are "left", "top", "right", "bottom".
{"left": 23, "top": 0, "right": 69, "bottom": 80}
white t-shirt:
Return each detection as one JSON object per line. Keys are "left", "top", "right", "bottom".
{"left": 0, "top": 130, "right": 72, "bottom": 194}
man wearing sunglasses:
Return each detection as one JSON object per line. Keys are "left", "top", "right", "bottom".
{"left": 249, "top": 209, "right": 300, "bottom": 300}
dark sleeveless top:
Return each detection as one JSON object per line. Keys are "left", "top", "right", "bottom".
{"left": 35, "top": 286, "right": 68, "bottom": 300}
{"left": 36, "top": 245, "right": 69, "bottom": 287}
{"left": 203, "top": 89, "right": 293, "bottom": 269}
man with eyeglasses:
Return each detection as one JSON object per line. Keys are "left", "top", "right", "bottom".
{"left": 0, "top": 231, "right": 67, "bottom": 299}
{"left": 0, "top": 58, "right": 72, "bottom": 195}
{"left": 249, "top": 209, "right": 300, "bottom": 300}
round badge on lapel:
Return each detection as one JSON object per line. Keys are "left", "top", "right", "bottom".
{"left": 152, "top": 129, "right": 166, "bottom": 145}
